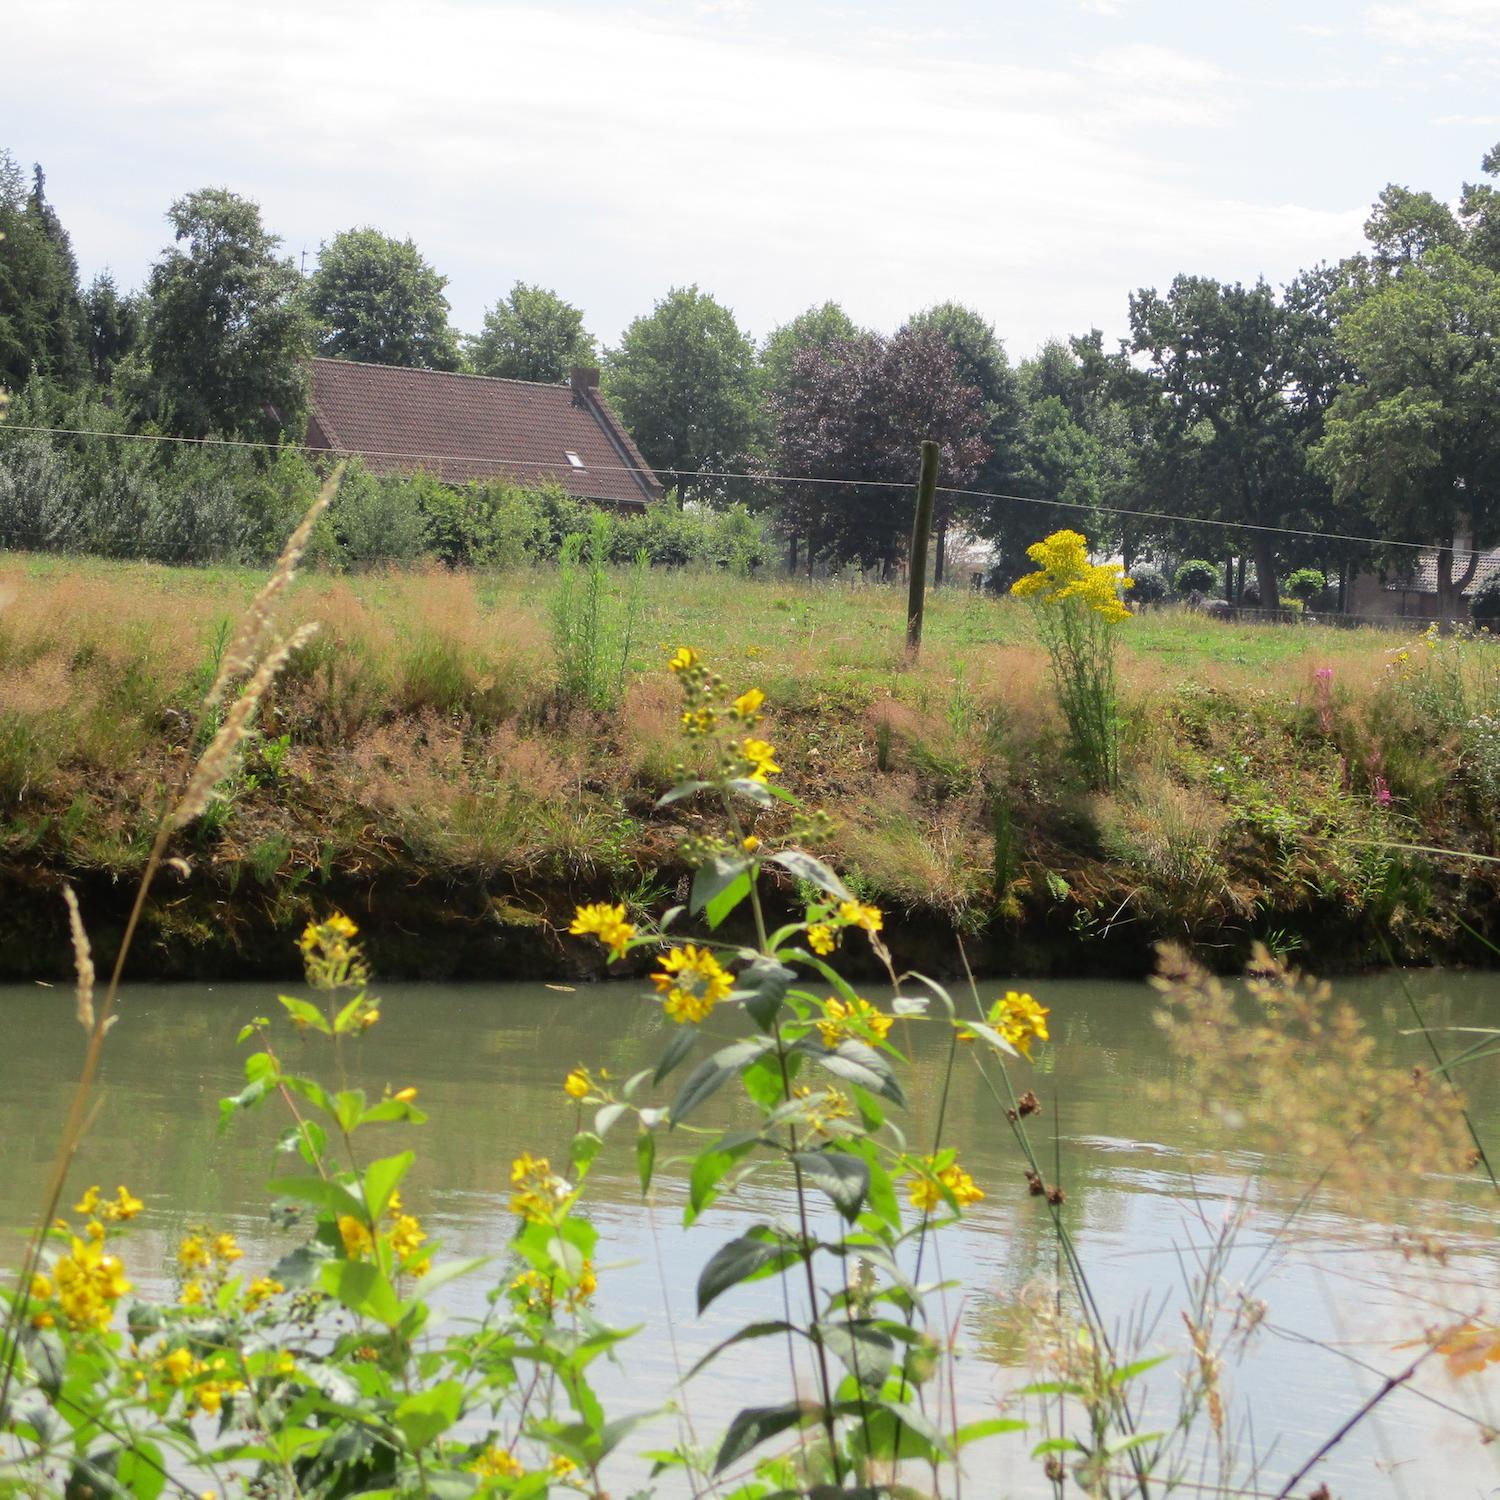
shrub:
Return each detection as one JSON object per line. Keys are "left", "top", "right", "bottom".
{"left": 550, "top": 510, "right": 647, "bottom": 710}
{"left": 1011, "top": 528, "right": 1132, "bottom": 789}
{"left": 330, "top": 463, "right": 432, "bottom": 567}
{"left": 1174, "top": 558, "right": 1219, "bottom": 596}
{"left": 1471, "top": 577, "right": 1500, "bottom": 630}
{"left": 1284, "top": 567, "right": 1328, "bottom": 605}
{"left": 1129, "top": 564, "right": 1168, "bottom": 605}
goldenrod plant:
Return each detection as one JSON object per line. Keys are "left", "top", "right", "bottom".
{"left": 1011, "top": 529, "right": 1132, "bottom": 790}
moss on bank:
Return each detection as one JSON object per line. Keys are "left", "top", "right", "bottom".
{"left": 1, "top": 556, "right": 1497, "bottom": 980}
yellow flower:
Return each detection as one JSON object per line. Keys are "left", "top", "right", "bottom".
{"left": 547, "top": 1455, "right": 578, "bottom": 1478}
{"left": 180, "top": 1280, "right": 206, "bottom": 1308}
{"left": 569, "top": 902, "right": 635, "bottom": 962}
{"left": 338, "top": 1215, "right": 373, "bottom": 1259}
{"left": 806, "top": 923, "right": 836, "bottom": 955}
{"left": 837, "top": 900, "right": 883, "bottom": 934}
{"left": 651, "top": 945, "right": 733, "bottom": 1025}
{"left": 212, "top": 1232, "right": 243, "bottom": 1263}
{"left": 178, "top": 1235, "right": 212, "bottom": 1272}
{"left": 990, "top": 990, "right": 1050, "bottom": 1059}
{"left": 739, "top": 738, "right": 781, "bottom": 783}
{"left": 817, "top": 996, "right": 893, "bottom": 1049}
{"left": 575, "top": 1259, "right": 598, "bottom": 1302}
{"left": 393, "top": 1086, "right": 418, "bottom": 1103}
{"left": 509, "top": 1154, "right": 572, "bottom": 1224}
{"left": 564, "top": 1068, "right": 591, "bottom": 1100}
{"left": 388, "top": 1212, "right": 427, "bottom": 1263}
{"left": 245, "top": 1277, "right": 283, "bottom": 1311}
{"left": 74, "top": 1186, "right": 102, "bottom": 1216}
{"left": 681, "top": 704, "right": 717, "bottom": 736}
{"left": 1010, "top": 529, "right": 1132, "bottom": 621}
{"left": 667, "top": 646, "right": 699, "bottom": 674}
{"left": 468, "top": 1446, "right": 525, "bottom": 1479}
{"left": 732, "top": 687, "right": 765, "bottom": 724}
{"left": 907, "top": 1155, "right": 985, "bottom": 1212}
{"left": 159, "top": 1346, "right": 196, "bottom": 1384}
{"left": 106, "top": 1186, "right": 144, "bottom": 1222}
{"left": 741, "top": 835, "right": 760, "bottom": 853}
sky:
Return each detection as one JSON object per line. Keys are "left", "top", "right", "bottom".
{"left": 7, "top": 0, "right": 1500, "bottom": 360}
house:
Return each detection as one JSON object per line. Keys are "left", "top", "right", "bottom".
{"left": 304, "top": 358, "right": 663, "bottom": 509}
{"left": 1346, "top": 545, "right": 1500, "bottom": 620}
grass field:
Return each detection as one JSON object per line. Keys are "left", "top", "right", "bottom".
{"left": 0, "top": 553, "right": 1494, "bottom": 978}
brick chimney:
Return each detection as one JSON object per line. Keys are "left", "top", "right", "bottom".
{"left": 570, "top": 366, "right": 600, "bottom": 404}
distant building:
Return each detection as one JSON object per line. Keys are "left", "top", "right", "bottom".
{"left": 304, "top": 357, "right": 662, "bottom": 509}
{"left": 1347, "top": 545, "right": 1500, "bottom": 620}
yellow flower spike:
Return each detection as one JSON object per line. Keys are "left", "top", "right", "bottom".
{"left": 564, "top": 1067, "right": 590, "bottom": 1100}
{"left": 988, "top": 990, "right": 1051, "bottom": 1059}
{"left": 74, "top": 1186, "right": 101, "bottom": 1216}
{"left": 836, "top": 900, "right": 884, "bottom": 934}
{"left": 468, "top": 1447, "right": 526, "bottom": 1480}
{"left": 817, "top": 996, "right": 894, "bottom": 1049}
{"left": 211, "top": 1232, "right": 243, "bottom": 1263}
{"left": 509, "top": 1153, "right": 573, "bottom": 1224}
{"left": 105, "top": 1186, "right": 143, "bottom": 1222}
{"left": 732, "top": 687, "right": 765, "bottom": 723}
{"left": 159, "top": 1346, "right": 195, "bottom": 1384}
{"left": 548, "top": 1456, "right": 578, "bottom": 1478}
{"left": 177, "top": 1235, "right": 211, "bottom": 1272}
{"left": 180, "top": 1281, "right": 205, "bottom": 1308}
{"left": 568, "top": 902, "right": 636, "bottom": 962}
{"left": 907, "top": 1154, "right": 984, "bottom": 1212}
{"left": 667, "top": 646, "right": 699, "bottom": 674}
{"left": 651, "top": 945, "right": 733, "bottom": 1025}
{"left": 245, "top": 1276, "right": 283, "bottom": 1311}
{"left": 337, "top": 1215, "right": 373, "bottom": 1259}
{"left": 739, "top": 738, "right": 781, "bottom": 783}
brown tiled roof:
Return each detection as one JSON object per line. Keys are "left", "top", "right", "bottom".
{"left": 306, "top": 357, "right": 661, "bottom": 507}
{"left": 1387, "top": 547, "right": 1500, "bottom": 596}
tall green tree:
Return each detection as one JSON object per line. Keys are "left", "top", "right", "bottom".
{"left": 1315, "top": 246, "right": 1500, "bottom": 618}
{"left": 131, "top": 188, "right": 314, "bottom": 441}
{"left": 82, "top": 271, "right": 140, "bottom": 386}
{"left": 604, "top": 286, "right": 762, "bottom": 499}
{"left": 0, "top": 153, "right": 87, "bottom": 391}
{"left": 759, "top": 301, "right": 859, "bottom": 402}
{"left": 1460, "top": 141, "right": 1500, "bottom": 272}
{"left": 468, "top": 282, "right": 596, "bottom": 382}
{"left": 307, "top": 227, "right": 460, "bottom": 370}
{"left": 1128, "top": 275, "right": 1336, "bottom": 609}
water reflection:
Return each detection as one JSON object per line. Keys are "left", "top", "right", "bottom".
{"left": 3, "top": 971, "right": 1497, "bottom": 1497}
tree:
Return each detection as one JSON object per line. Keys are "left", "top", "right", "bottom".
{"left": 307, "top": 227, "right": 459, "bottom": 370}
{"left": 1460, "top": 141, "right": 1500, "bottom": 273}
{"left": 0, "top": 153, "right": 87, "bottom": 390}
{"left": 468, "top": 282, "right": 596, "bottom": 382}
{"left": 604, "top": 286, "right": 762, "bottom": 499}
{"left": 759, "top": 301, "right": 860, "bottom": 401}
{"left": 1315, "top": 247, "right": 1500, "bottom": 618}
{"left": 901, "top": 302, "right": 1022, "bottom": 580}
{"left": 132, "top": 188, "right": 314, "bottom": 441}
{"left": 1128, "top": 275, "right": 1337, "bottom": 609}
{"left": 82, "top": 271, "right": 140, "bottom": 386}
{"left": 769, "top": 325, "right": 990, "bottom": 576}
{"left": 1363, "top": 183, "right": 1464, "bottom": 272}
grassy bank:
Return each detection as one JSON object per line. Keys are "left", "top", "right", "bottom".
{"left": 2, "top": 552, "right": 1497, "bottom": 979}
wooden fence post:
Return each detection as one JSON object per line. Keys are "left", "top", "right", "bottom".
{"left": 906, "top": 440, "right": 940, "bottom": 659}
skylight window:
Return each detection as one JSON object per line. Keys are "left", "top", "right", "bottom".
{"left": 565, "top": 451, "right": 585, "bottom": 470}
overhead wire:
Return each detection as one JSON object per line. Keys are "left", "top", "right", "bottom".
{"left": 0, "top": 418, "right": 1492, "bottom": 564}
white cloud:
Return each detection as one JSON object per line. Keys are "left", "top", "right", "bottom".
{"left": 6, "top": 1, "right": 1366, "bottom": 355}
{"left": 1434, "top": 112, "right": 1500, "bottom": 126}
{"left": 1296, "top": 23, "right": 1339, "bottom": 37}
{"left": 1366, "top": 0, "right": 1500, "bottom": 52}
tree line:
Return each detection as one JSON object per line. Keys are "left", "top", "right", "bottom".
{"left": 2, "top": 144, "right": 1499, "bottom": 608}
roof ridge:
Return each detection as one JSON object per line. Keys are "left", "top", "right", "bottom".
{"left": 309, "top": 355, "right": 581, "bottom": 393}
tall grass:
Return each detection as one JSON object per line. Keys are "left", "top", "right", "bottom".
{"left": 550, "top": 511, "right": 648, "bottom": 712}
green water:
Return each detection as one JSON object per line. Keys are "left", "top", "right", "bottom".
{"left": 3, "top": 972, "right": 1499, "bottom": 1498}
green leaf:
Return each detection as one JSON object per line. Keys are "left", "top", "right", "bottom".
{"left": 714, "top": 1403, "right": 815, "bottom": 1474}
{"left": 657, "top": 780, "right": 710, "bottom": 807}
{"left": 636, "top": 1130, "right": 656, "bottom": 1193}
{"left": 332, "top": 1089, "right": 367, "bottom": 1133}
{"left": 848, "top": 1138, "right": 900, "bottom": 1231}
{"left": 807, "top": 1040, "right": 907, "bottom": 1108}
{"left": 735, "top": 957, "right": 797, "bottom": 1032}
{"left": 705, "top": 872, "right": 752, "bottom": 931}
{"left": 571, "top": 1130, "right": 603, "bottom": 1175}
{"left": 726, "top": 776, "right": 775, "bottom": 807}
{"left": 320, "top": 1260, "right": 402, "bottom": 1327}
{"left": 879, "top": 1399, "right": 953, "bottom": 1458}
{"left": 769, "top": 850, "right": 851, "bottom": 902}
{"left": 652, "top": 1025, "right": 698, "bottom": 1085}
{"left": 687, "top": 1135, "right": 758, "bottom": 1226}
{"left": 394, "top": 1380, "right": 464, "bottom": 1449}
{"left": 697, "top": 1234, "right": 796, "bottom": 1313}
{"left": 687, "top": 1320, "right": 799, "bottom": 1380}
{"left": 1030, "top": 1436, "right": 1085, "bottom": 1455}
{"left": 269, "top": 1242, "right": 331, "bottom": 1288}
{"left": 741, "top": 1052, "right": 787, "bottom": 1113}
{"left": 815, "top": 1319, "right": 895, "bottom": 1389}
{"left": 266, "top": 1175, "right": 366, "bottom": 1222}
{"left": 790, "top": 1149, "right": 869, "bottom": 1223}
{"left": 278, "top": 994, "right": 331, "bottom": 1035}
{"left": 1108, "top": 1354, "right": 1170, "bottom": 1386}
{"left": 362, "top": 1151, "right": 414, "bottom": 1221}
{"left": 955, "top": 1417, "right": 1028, "bottom": 1446}
{"left": 958, "top": 1019, "right": 1018, "bottom": 1058}
{"left": 669, "top": 1039, "right": 770, "bottom": 1127}
{"left": 690, "top": 854, "right": 752, "bottom": 919}
{"left": 117, "top": 1438, "right": 166, "bottom": 1500}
